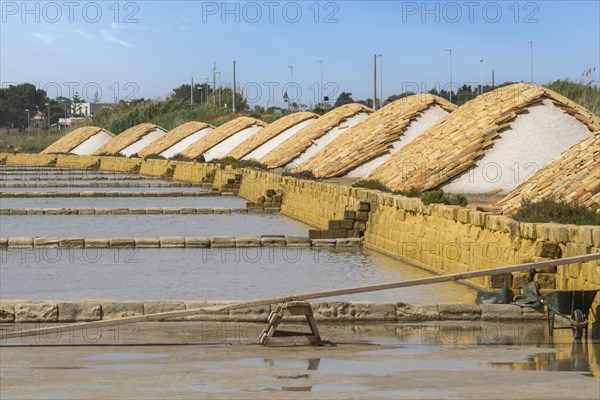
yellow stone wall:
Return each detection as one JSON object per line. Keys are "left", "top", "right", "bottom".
{"left": 4, "top": 153, "right": 57, "bottom": 166}
{"left": 171, "top": 162, "right": 218, "bottom": 183}
{"left": 55, "top": 155, "right": 100, "bottom": 169}
{"left": 98, "top": 157, "right": 142, "bottom": 173}
{"left": 139, "top": 159, "right": 177, "bottom": 177}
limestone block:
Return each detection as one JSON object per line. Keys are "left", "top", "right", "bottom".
{"left": 308, "top": 230, "right": 322, "bottom": 239}
{"left": 246, "top": 207, "right": 264, "bottom": 214}
{"left": 211, "top": 236, "right": 236, "bottom": 248}
{"left": 592, "top": 227, "right": 600, "bottom": 247}
{"left": 159, "top": 237, "right": 186, "bottom": 248}
{"left": 0, "top": 303, "right": 15, "bottom": 322}
{"left": 480, "top": 304, "right": 523, "bottom": 321}
{"left": 26, "top": 209, "right": 44, "bottom": 215}
{"left": 59, "top": 238, "right": 85, "bottom": 248}
{"left": 534, "top": 241, "right": 561, "bottom": 258}
{"left": 358, "top": 202, "right": 371, "bottom": 212}
{"left": 34, "top": 237, "right": 59, "bottom": 249}
{"left": 356, "top": 211, "right": 369, "bottom": 221}
{"left": 328, "top": 220, "right": 341, "bottom": 230}
{"left": 260, "top": 237, "right": 286, "bottom": 247}
{"left": 344, "top": 210, "right": 356, "bottom": 220}
{"left": 85, "top": 237, "right": 110, "bottom": 248}
{"left": 95, "top": 208, "right": 113, "bottom": 215}
{"left": 15, "top": 302, "right": 58, "bottom": 322}
{"left": 9, "top": 208, "right": 27, "bottom": 215}
{"left": 0, "top": 237, "right": 7, "bottom": 249}
{"left": 353, "top": 302, "right": 397, "bottom": 321}
{"left": 77, "top": 208, "right": 96, "bottom": 215}
{"left": 488, "top": 274, "right": 513, "bottom": 289}
{"left": 102, "top": 301, "right": 144, "bottom": 320}
{"left": 8, "top": 237, "right": 33, "bottom": 249}
{"left": 112, "top": 208, "right": 130, "bottom": 215}
{"left": 235, "top": 236, "right": 262, "bottom": 247}
{"left": 143, "top": 301, "right": 186, "bottom": 315}
{"left": 145, "top": 208, "right": 163, "bottom": 214}
{"left": 336, "top": 238, "right": 362, "bottom": 248}
{"left": 179, "top": 208, "right": 197, "bottom": 214}
{"left": 285, "top": 236, "right": 311, "bottom": 247}
{"left": 534, "top": 273, "right": 556, "bottom": 289}
{"left": 311, "top": 239, "right": 337, "bottom": 248}
{"left": 58, "top": 301, "right": 102, "bottom": 322}
{"left": 312, "top": 302, "right": 355, "bottom": 322}
{"left": 185, "top": 237, "right": 211, "bottom": 248}
{"left": 135, "top": 237, "right": 160, "bottom": 248}
{"left": 213, "top": 208, "right": 231, "bottom": 214}
{"left": 438, "top": 304, "right": 481, "bottom": 320}
{"left": 110, "top": 237, "right": 136, "bottom": 248}
{"left": 396, "top": 302, "right": 440, "bottom": 321}
{"left": 548, "top": 224, "right": 569, "bottom": 244}
{"left": 511, "top": 271, "right": 532, "bottom": 289}
{"left": 340, "top": 219, "right": 354, "bottom": 230}
{"left": 264, "top": 207, "right": 280, "bottom": 214}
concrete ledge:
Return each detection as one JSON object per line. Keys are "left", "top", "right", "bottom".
{"left": 0, "top": 236, "right": 362, "bottom": 249}
{"left": 0, "top": 301, "right": 549, "bottom": 323}
{"left": 0, "top": 191, "right": 223, "bottom": 198}
{"left": 2, "top": 207, "right": 280, "bottom": 215}
{"left": 0, "top": 183, "right": 200, "bottom": 188}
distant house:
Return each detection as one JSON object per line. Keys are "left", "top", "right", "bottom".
{"left": 71, "top": 102, "right": 112, "bottom": 117}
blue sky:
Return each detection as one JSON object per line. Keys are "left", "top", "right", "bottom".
{"left": 1, "top": 1, "right": 598, "bottom": 107}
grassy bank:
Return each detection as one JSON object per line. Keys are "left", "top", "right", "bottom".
{"left": 0, "top": 130, "right": 67, "bottom": 153}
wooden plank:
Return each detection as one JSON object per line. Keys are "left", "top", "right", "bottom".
{"left": 2, "top": 253, "right": 599, "bottom": 340}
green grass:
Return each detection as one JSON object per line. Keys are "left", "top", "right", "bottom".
{"left": 281, "top": 170, "right": 316, "bottom": 180}
{"left": 545, "top": 79, "right": 600, "bottom": 117}
{"left": 209, "top": 156, "right": 268, "bottom": 170}
{"left": 352, "top": 181, "right": 468, "bottom": 206}
{"left": 512, "top": 199, "right": 600, "bottom": 225}
{"left": 351, "top": 179, "right": 391, "bottom": 192}
{"left": 0, "top": 130, "right": 68, "bottom": 153}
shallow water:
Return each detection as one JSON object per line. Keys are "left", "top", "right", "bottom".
{"left": 0, "top": 213, "right": 310, "bottom": 237}
{"left": 0, "top": 248, "right": 475, "bottom": 303}
{"left": 0, "top": 196, "right": 247, "bottom": 208}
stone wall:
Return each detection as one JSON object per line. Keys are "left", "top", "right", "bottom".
{"left": 4, "top": 153, "right": 57, "bottom": 166}
{"left": 98, "top": 157, "right": 142, "bottom": 174}
{"left": 55, "top": 155, "right": 100, "bottom": 169}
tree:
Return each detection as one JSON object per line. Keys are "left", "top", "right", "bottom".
{"left": 0, "top": 83, "right": 48, "bottom": 132}
{"left": 334, "top": 92, "right": 354, "bottom": 107}
{"left": 206, "top": 88, "right": 248, "bottom": 111}
{"left": 92, "top": 90, "right": 101, "bottom": 103}
{"left": 172, "top": 83, "right": 212, "bottom": 104}
{"left": 71, "top": 92, "right": 83, "bottom": 116}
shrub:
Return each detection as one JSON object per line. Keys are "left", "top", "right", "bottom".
{"left": 209, "top": 156, "right": 268, "bottom": 170}
{"left": 394, "top": 186, "right": 421, "bottom": 197}
{"left": 351, "top": 179, "right": 391, "bottom": 192}
{"left": 282, "top": 170, "right": 316, "bottom": 180}
{"left": 144, "top": 154, "right": 166, "bottom": 160}
{"left": 512, "top": 199, "right": 600, "bottom": 225}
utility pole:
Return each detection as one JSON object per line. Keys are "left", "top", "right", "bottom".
{"left": 190, "top": 76, "right": 194, "bottom": 105}
{"left": 288, "top": 65, "right": 294, "bottom": 110}
{"left": 316, "top": 59, "right": 323, "bottom": 105}
{"left": 45, "top": 102, "right": 50, "bottom": 130}
{"left": 373, "top": 54, "right": 377, "bottom": 110}
{"left": 444, "top": 48, "right": 452, "bottom": 103}
{"left": 377, "top": 54, "right": 383, "bottom": 106}
{"left": 213, "top": 63, "right": 217, "bottom": 107}
{"left": 525, "top": 40, "right": 533, "bottom": 83}
{"left": 479, "top": 59, "right": 484, "bottom": 95}
{"left": 25, "top": 109, "right": 30, "bottom": 132}
{"left": 232, "top": 61, "right": 236, "bottom": 113}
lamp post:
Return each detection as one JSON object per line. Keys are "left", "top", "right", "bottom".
{"left": 204, "top": 77, "right": 209, "bottom": 104}
{"left": 316, "top": 59, "right": 323, "bottom": 105}
{"left": 232, "top": 61, "right": 237, "bottom": 113}
{"left": 25, "top": 109, "right": 30, "bottom": 132}
{"left": 288, "top": 65, "right": 294, "bottom": 109}
{"left": 377, "top": 54, "right": 383, "bottom": 107}
{"left": 444, "top": 48, "right": 453, "bottom": 103}
{"left": 525, "top": 40, "right": 533, "bottom": 83}
{"left": 45, "top": 102, "right": 50, "bottom": 130}
{"left": 479, "top": 59, "right": 484, "bottom": 95}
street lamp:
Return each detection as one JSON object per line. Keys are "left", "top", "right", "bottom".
{"left": 203, "top": 77, "right": 209, "bottom": 104}
{"left": 525, "top": 40, "right": 533, "bottom": 83}
{"left": 24, "top": 109, "right": 30, "bottom": 132}
{"left": 316, "top": 59, "right": 323, "bottom": 105}
{"left": 288, "top": 66, "right": 294, "bottom": 108}
{"left": 45, "top": 102, "right": 50, "bottom": 130}
{"left": 444, "top": 48, "right": 453, "bottom": 103}
{"left": 479, "top": 59, "right": 484, "bottom": 95}
{"left": 376, "top": 54, "right": 383, "bottom": 107}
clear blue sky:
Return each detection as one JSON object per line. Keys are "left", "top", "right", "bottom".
{"left": 1, "top": 1, "right": 598, "bottom": 107}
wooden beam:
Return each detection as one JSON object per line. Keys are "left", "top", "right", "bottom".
{"left": 2, "top": 253, "right": 598, "bottom": 340}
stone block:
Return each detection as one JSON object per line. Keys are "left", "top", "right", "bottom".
{"left": 15, "top": 302, "right": 58, "bottom": 322}
{"left": 78, "top": 208, "right": 96, "bottom": 215}
{"left": 308, "top": 230, "right": 322, "bottom": 240}
{"left": 332, "top": 229, "right": 348, "bottom": 238}
{"left": 160, "top": 237, "right": 186, "bottom": 248}
{"left": 235, "top": 236, "right": 261, "bottom": 247}
{"left": 534, "top": 241, "right": 561, "bottom": 258}
{"left": 109, "top": 237, "right": 136, "bottom": 248}
{"left": 534, "top": 273, "right": 556, "bottom": 289}
{"left": 344, "top": 210, "right": 356, "bottom": 220}
{"left": 0, "top": 237, "right": 7, "bottom": 249}
{"left": 247, "top": 207, "right": 265, "bottom": 214}
{"left": 58, "top": 301, "right": 102, "bottom": 322}
{"left": 358, "top": 202, "right": 370, "bottom": 212}
{"left": 480, "top": 304, "right": 524, "bottom": 321}
{"left": 438, "top": 304, "right": 481, "bottom": 320}
{"left": 34, "top": 237, "right": 59, "bottom": 249}
{"left": 145, "top": 208, "right": 163, "bottom": 214}
{"left": 354, "top": 221, "right": 367, "bottom": 231}
{"left": 340, "top": 219, "right": 354, "bottom": 230}
{"left": 264, "top": 207, "right": 280, "bottom": 214}
{"left": 488, "top": 274, "right": 513, "bottom": 289}
{"left": 336, "top": 238, "right": 361, "bottom": 248}
{"left": 85, "top": 237, "right": 110, "bottom": 248}
{"left": 102, "top": 301, "right": 144, "bottom": 320}
{"left": 282, "top": 236, "right": 309, "bottom": 248}
{"left": 135, "top": 237, "right": 160, "bottom": 248}
{"left": 356, "top": 211, "right": 369, "bottom": 221}
{"left": 213, "top": 208, "right": 231, "bottom": 214}
{"left": 162, "top": 207, "right": 181, "bottom": 214}
{"left": 0, "top": 303, "right": 15, "bottom": 322}
{"left": 511, "top": 271, "right": 532, "bottom": 289}
{"left": 328, "top": 220, "right": 341, "bottom": 230}
{"left": 59, "top": 238, "right": 85, "bottom": 248}
{"left": 321, "top": 230, "right": 335, "bottom": 239}
{"left": 185, "top": 237, "right": 211, "bottom": 248}
{"left": 211, "top": 236, "right": 236, "bottom": 248}
{"left": 143, "top": 301, "right": 186, "bottom": 315}
{"left": 312, "top": 302, "right": 355, "bottom": 322}
{"left": 311, "top": 239, "right": 337, "bottom": 248}
{"left": 353, "top": 302, "right": 397, "bottom": 321}
{"left": 396, "top": 303, "right": 440, "bottom": 322}
{"left": 8, "top": 237, "right": 33, "bottom": 249}
{"left": 261, "top": 237, "right": 286, "bottom": 247}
